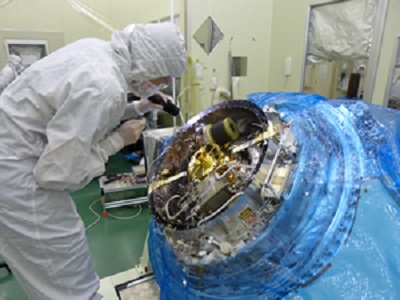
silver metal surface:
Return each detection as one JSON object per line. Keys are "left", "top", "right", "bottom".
{"left": 103, "top": 197, "right": 148, "bottom": 209}
{"left": 149, "top": 100, "right": 268, "bottom": 230}
{"left": 147, "top": 101, "right": 297, "bottom": 266}
{"left": 119, "top": 275, "right": 159, "bottom": 300}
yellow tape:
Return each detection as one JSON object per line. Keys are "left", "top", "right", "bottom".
{"left": 223, "top": 117, "right": 239, "bottom": 140}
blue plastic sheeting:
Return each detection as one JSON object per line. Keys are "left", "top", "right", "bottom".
{"left": 289, "top": 179, "right": 400, "bottom": 300}
{"left": 248, "top": 94, "right": 400, "bottom": 199}
{"left": 328, "top": 100, "right": 400, "bottom": 203}
{"left": 123, "top": 152, "right": 141, "bottom": 161}
{"left": 247, "top": 92, "right": 328, "bottom": 119}
{"left": 148, "top": 93, "right": 400, "bottom": 299}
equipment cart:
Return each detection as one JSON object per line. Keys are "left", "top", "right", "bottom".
{"left": 99, "top": 166, "right": 148, "bottom": 217}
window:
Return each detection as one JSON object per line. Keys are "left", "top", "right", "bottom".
{"left": 4, "top": 39, "right": 48, "bottom": 69}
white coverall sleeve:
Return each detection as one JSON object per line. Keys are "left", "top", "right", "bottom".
{"left": 33, "top": 79, "right": 125, "bottom": 192}
{"left": 122, "top": 101, "right": 142, "bottom": 120}
{"left": 0, "top": 65, "right": 15, "bottom": 90}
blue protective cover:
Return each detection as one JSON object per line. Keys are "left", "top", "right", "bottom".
{"left": 247, "top": 92, "right": 328, "bottom": 119}
{"left": 148, "top": 93, "right": 400, "bottom": 299}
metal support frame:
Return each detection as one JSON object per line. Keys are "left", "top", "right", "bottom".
{"left": 102, "top": 197, "right": 148, "bottom": 210}
{"left": 383, "top": 37, "right": 400, "bottom": 107}
{"left": 364, "top": 0, "right": 389, "bottom": 103}
{"left": 99, "top": 177, "right": 147, "bottom": 214}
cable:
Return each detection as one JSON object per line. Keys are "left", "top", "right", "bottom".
{"left": 108, "top": 204, "right": 142, "bottom": 220}
{"left": 176, "top": 85, "right": 189, "bottom": 103}
{"left": 85, "top": 200, "right": 101, "bottom": 231}
{"left": 85, "top": 200, "right": 143, "bottom": 230}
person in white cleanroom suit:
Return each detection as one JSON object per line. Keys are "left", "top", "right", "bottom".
{"left": 0, "top": 23, "right": 186, "bottom": 300}
{"left": 0, "top": 54, "right": 22, "bottom": 94}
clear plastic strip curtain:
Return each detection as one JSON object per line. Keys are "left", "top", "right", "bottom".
{"left": 0, "top": 0, "right": 12, "bottom": 8}
{"left": 307, "top": 0, "right": 376, "bottom": 63}
{"left": 65, "top": 0, "right": 116, "bottom": 33}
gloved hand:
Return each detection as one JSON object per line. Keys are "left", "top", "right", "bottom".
{"left": 136, "top": 98, "right": 163, "bottom": 115}
{"left": 150, "top": 92, "right": 180, "bottom": 116}
{"left": 135, "top": 92, "right": 172, "bottom": 115}
{"left": 116, "top": 119, "right": 146, "bottom": 146}
{"left": 154, "top": 92, "right": 173, "bottom": 103}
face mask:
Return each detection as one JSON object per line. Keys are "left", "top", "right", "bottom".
{"left": 130, "top": 80, "right": 162, "bottom": 98}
